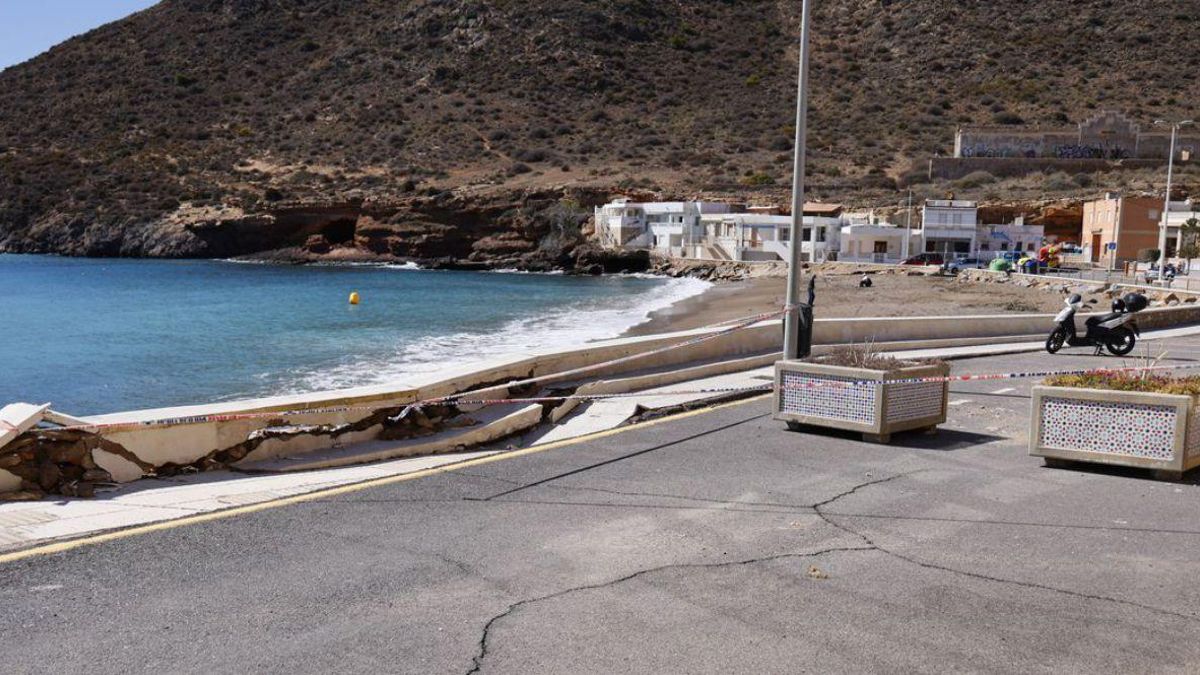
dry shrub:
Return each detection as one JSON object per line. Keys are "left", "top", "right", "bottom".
{"left": 810, "top": 345, "right": 942, "bottom": 370}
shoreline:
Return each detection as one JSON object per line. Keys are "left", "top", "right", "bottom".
{"left": 625, "top": 277, "right": 787, "bottom": 336}
{"left": 623, "top": 267, "right": 1098, "bottom": 337}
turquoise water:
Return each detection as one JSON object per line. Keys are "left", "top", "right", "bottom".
{"left": 0, "top": 255, "right": 707, "bottom": 415}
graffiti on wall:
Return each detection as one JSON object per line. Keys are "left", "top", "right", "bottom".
{"left": 960, "top": 142, "right": 1039, "bottom": 159}
{"left": 1053, "top": 144, "right": 1129, "bottom": 160}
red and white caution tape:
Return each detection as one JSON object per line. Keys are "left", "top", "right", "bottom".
{"left": 37, "top": 361, "right": 1200, "bottom": 435}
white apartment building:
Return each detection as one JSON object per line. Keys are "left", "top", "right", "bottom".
{"left": 594, "top": 199, "right": 731, "bottom": 255}
{"left": 698, "top": 211, "right": 842, "bottom": 262}
{"left": 839, "top": 211, "right": 920, "bottom": 263}
{"left": 920, "top": 199, "right": 978, "bottom": 258}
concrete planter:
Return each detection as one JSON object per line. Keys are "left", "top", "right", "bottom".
{"left": 1031, "top": 386, "right": 1200, "bottom": 480}
{"left": 773, "top": 361, "right": 950, "bottom": 443}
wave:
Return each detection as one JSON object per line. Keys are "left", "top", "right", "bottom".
{"left": 282, "top": 275, "right": 712, "bottom": 394}
{"left": 487, "top": 268, "right": 565, "bottom": 275}
{"left": 219, "top": 258, "right": 425, "bottom": 270}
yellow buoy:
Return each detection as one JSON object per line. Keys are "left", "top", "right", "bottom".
{"left": 348, "top": 291, "right": 360, "bottom": 305}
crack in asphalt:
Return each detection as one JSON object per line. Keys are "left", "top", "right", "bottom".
{"left": 463, "top": 474, "right": 915, "bottom": 673}
{"left": 464, "top": 471, "right": 1197, "bottom": 673}
{"left": 463, "top": 545, "right": 873, "bottom": 675}
{"left": 812, "top": 476, "right": 1200, "bottom": 624}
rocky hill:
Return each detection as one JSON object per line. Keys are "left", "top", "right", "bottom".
{"left": 1, "top": 0, "right": 1198, "bottom": 259}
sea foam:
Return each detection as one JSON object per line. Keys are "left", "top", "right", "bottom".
{"left": 285, "top": 275, "right": 711, "bottom": 393}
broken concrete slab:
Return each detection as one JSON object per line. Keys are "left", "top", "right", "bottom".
{"left": 0, "top": 403, "right": 49, "bottom": 450}
{"left": 236, "top": 403, "right": 543, "bottom": 473}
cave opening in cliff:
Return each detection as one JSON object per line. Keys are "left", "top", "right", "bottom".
{"left": 322, "top": 219, "right": 357, "bottom": 244}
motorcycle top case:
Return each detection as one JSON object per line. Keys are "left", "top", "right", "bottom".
{"left": 1122, "top": 293, "right": 1149, "bottom": 313}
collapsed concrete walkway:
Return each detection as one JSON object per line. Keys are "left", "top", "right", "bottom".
{"left": 2, "top": 339, "right": 1200, "bottom": 672}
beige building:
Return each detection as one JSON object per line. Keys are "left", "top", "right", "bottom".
{"left": 1081, "top": 193, "right": 1173, "bottom": 265}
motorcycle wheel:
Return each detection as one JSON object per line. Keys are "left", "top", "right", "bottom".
{"left": 1045, "top": 327, "right": 1067, "bottom": 354}
{"left": 1105, "top": 328, "right": 1136, "bottom": 356}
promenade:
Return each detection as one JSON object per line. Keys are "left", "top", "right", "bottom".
{"left": 2, "top": 344, "right": 1200, "bottom": 672}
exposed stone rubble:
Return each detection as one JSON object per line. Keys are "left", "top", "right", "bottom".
{"left": 0, "top": 430, "right": 152, "bottom": 500}
{"left": 0, "top": 401, "right": 485, "bottom": 499}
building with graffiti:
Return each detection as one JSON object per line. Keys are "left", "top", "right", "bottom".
{"left": 954, "top": 111, "right": 1197, "bottom": 161}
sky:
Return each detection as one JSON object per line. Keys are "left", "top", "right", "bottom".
{"left": 0, "top": 0, "right": 158, "bottom": 71}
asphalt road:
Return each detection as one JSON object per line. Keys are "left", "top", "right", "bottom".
{"left": 3, "top": 343, "right": 1200, "bottom": 673}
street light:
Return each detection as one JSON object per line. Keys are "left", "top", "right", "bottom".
{"left": 783, "top": 0, "right": 812, "bottom": 360}
{"left": 1155, "top": 119, "right": 1194, "bottom": 266}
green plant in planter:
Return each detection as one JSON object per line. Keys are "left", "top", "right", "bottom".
{"left": 1045, "top": 372, "right": 1200, "bottom": 396}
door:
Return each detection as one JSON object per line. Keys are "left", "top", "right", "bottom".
{"left": 1091, "top": 234, "right": 1102, "bottom": 263}
{"left": 873, "top": 241, "right": 888, "bottom": 263}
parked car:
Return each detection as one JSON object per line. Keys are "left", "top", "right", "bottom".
{"left": 901, "top": 253, "right": 944, "bottom": 266}
{"left": 942, "top": 257, "right": 986, "bottom": 274}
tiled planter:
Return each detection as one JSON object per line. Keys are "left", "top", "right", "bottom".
{"left": 1031, "top": 386, "right": 1200, "bottom": 480}
{"left": 773, "top": 361, "right": 950, "bottom": 443}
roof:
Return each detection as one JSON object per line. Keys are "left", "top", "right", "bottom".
{"left": 925, "top": 199, "right": 977, "bottom": 209}
{"left": 803, "top": 202, "right": 843, "bottom": 216}
{"left": 640, "top": 202, "right": 690, "bottom": 214}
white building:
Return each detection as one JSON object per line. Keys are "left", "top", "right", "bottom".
{"left": 920, "top": 199, "right": 979, "bottom": 259}
{"left": 594, "top": 199, "right": 731, "bottom": 255}
{"left": 975, "top": 218, "right": 1045, "bottom": 258}
{"left": 839, "top": 211, "right": 920, "bottom": 263}
{"left": 1165, "top": 199, "right": 1200, "bottom": 230}
{"left": 697, "top": 207, "right": 842, "bottom": 262}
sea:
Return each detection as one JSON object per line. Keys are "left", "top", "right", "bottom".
{"left": 0, "top": 254, "right": 709, "bottom": 416}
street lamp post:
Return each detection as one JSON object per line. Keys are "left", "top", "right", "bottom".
{"left": 783, "top": 0, "right": 812, "bottom": 360}
{"left": 1155, "top": 119, "right": 1194, "bottom": 266}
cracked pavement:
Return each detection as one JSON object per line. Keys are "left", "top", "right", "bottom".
{"left": 3, "top": 344, "right": 1200, "bottom": 673}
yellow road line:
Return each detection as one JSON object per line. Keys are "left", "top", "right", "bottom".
{"left": 0, "top": 394, "right": 770, "bottom": 565}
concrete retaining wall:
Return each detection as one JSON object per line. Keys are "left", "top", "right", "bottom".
{"left": 10, "top": 301, "right": 1200, "bottom": 493}
{"left": 930, "top": 157, "right": 1166, "bottom": 180}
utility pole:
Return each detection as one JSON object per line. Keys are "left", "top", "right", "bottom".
{"left": 783, "top": 0, "right": 812, "bottom": 360}
{"left": 1156, "top": 119, "right": 1194, "bottom": 266}
{"left": 902, "top": 188, "right": 913, "bottom": 261}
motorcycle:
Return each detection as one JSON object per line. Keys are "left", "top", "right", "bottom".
{"left": 1045, "top": 293, "right": 1147, "bottom": 356}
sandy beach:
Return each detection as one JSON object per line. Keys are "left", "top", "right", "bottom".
{"left": 627, "top": 272, "right": 1079, "bottom": 336}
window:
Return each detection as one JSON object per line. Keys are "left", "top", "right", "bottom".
{"left": 801, "top": 228, "right": 812, "bottom": 241}
{"left": 873, "top": 241, "right": 889, "bottom": 254}
{"left": 1000, "top": 243, "right": 1009, "bottom": 251}
{"left": 925, "top": 241, "right": 935, "bottom": 252}
{"left": 980, "top": 243, "right": 990, "bottom": 251}
{"left": 1027, "top": 243, "right": 1036, "bottom": 251}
